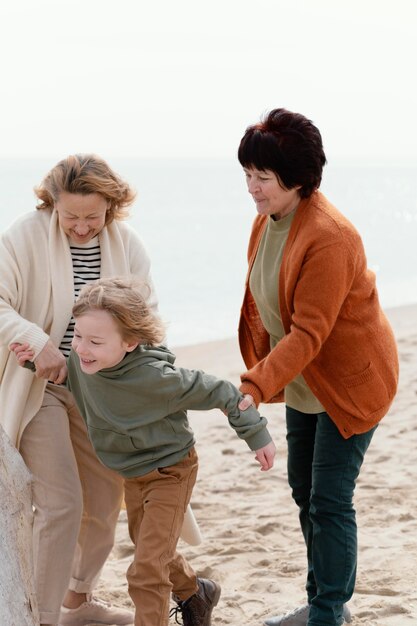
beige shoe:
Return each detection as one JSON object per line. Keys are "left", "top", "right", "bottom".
{"left": 59, "top": 594, "right": 134, "bottom": 626}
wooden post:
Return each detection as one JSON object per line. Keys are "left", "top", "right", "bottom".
{"left": 0, "top": 425, "right": 39, "bottom": 625}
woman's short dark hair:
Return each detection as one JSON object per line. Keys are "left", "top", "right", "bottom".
{"left": 238, "top": 108, "right": 327, "bottom": 198}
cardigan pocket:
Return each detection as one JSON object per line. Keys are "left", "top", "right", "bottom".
{"left": 342, "top": 362, "right": 390, "bottom": 418}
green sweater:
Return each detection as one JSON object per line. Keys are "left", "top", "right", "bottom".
{"left": 67, "top": 345, "right": 272, "bottom": 478}
{"left": 250, "top": 212, "right": 325, "bottom": 414}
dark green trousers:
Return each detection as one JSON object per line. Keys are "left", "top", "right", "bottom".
{"left": 286, "top": 407, "right": 376, "bottom": 626}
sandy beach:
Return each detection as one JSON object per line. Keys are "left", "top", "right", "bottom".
{"left": 96, "top": 304, "right": 417, "bottom": 625}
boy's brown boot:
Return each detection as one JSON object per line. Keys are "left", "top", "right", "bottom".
{"left": 171, "top": 577, "right": 221, "bottom": 626}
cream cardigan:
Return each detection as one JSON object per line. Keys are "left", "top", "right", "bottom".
{"left": 0, "top": 208, "right": 157, "bottom": 447}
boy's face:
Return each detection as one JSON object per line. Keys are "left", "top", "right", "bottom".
{"left": 72, "top": 309, "right": 138, "bottom": 374}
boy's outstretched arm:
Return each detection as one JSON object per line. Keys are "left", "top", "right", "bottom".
{"left": 255, "top": 440, "right": 276, "bottom": 471}
{"left": 165, "top": 365, "right": 274, "bottom": 457}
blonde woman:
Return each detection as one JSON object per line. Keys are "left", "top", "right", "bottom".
{"left": 1, "top": 154, "right": 155, "bottom": 626}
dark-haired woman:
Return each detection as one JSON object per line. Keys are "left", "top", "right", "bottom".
{"left": 236, "top": 109, "right": 398, "bottom": 626}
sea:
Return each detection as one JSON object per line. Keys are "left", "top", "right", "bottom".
{"left": 1, "top": 157, "right": 416, "bottom": 347}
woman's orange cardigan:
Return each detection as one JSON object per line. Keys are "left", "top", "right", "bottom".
{"left": 239, "top": 191, "right": 399, "bottom": 438}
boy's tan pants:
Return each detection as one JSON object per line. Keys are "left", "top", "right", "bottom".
{"left": 124, "top": 447, "right": 199, "bottom": 626}
{"left": 19, "top": 383, "right": 124, "bottom": 625}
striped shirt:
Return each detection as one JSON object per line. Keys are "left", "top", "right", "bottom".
{"left": 59, "top": 236, "right": 101, "bottom": 357}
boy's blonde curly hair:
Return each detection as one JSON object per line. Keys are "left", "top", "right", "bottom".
{"left": 73, "top": 277, "right": 165, "bottom": 346}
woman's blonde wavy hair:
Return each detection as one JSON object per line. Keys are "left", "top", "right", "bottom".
{"left": 73, "top": 277, "right": 165, "bottom": 346}
{"left": 34, "top": 154, "right": 136, "bottom": 224}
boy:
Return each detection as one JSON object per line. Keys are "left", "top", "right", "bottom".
{"left": 13, "top": 277, "right": 276, "bottom": 626}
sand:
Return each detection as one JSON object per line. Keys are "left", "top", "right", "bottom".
{"left": 96, "top": 304, "right": 417, "bottom": 625}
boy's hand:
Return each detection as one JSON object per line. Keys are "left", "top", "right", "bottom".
{"left": 255, "top": 440, "right": 276, "bottom": 471}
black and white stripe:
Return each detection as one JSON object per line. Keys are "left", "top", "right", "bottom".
{"left": 59, "top": 238, "right": 101, "bottom": 357}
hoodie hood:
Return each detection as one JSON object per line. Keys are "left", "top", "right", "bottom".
{"left": 96, "top": 344, "right": 176, "bottom": 379}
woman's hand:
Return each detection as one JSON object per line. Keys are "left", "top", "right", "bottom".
{"left": 238, "top": 394, "right": 255, "bottom": 411}
{"left": 9, "top": 342, "right": 33, "bottom": 366}
{"left": 254, "top": 440, "right": 276, "bottom": 471}
{"left": 10, "top": 339, "right": 67, "bottom": 384}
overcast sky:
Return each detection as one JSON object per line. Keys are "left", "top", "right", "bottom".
{"left": 0, "top": 0, "right": 416, "bottom": 161}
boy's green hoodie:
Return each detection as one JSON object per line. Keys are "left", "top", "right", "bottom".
{"left": 67, "top": 344, "right": 272, "bottom": 478}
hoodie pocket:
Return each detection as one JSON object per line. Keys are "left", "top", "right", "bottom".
{"left": 88, "top": 425, "right": 139, "bottom": 453}
{"left": 342, "top": 362, "right": 389, "bottom": 418}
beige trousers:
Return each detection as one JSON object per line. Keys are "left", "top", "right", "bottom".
{"left": 124, "top": 447, "right": 199, "bottom": 626}
{"left": 19, "top": 383, "right": 124, "bottom": 625}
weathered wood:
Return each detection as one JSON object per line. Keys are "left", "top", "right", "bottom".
{"left": 0, "top": 425, "right": 39, "bottom": 625}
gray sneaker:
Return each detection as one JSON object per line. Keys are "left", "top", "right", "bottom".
{"left": 263, "top": 603, "right": 352, "bottom": 626}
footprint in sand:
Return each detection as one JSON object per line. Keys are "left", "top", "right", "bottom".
{"left": 112, "top": 542, "right": 135, "bottom": 559}
{"left": 256, "top": 522, "right": 277, "bottom": 536}
{"left": 355, "top": 603, "right": 412, "bottom": 620}
{"left": 355, "top": 572, "right": 401, "bottom": 598}
{"left": 247, "top": 580, "right": 281, "bottom": 594}
{"left": 238, "top": 598, "right": 268, "bottom": 618}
